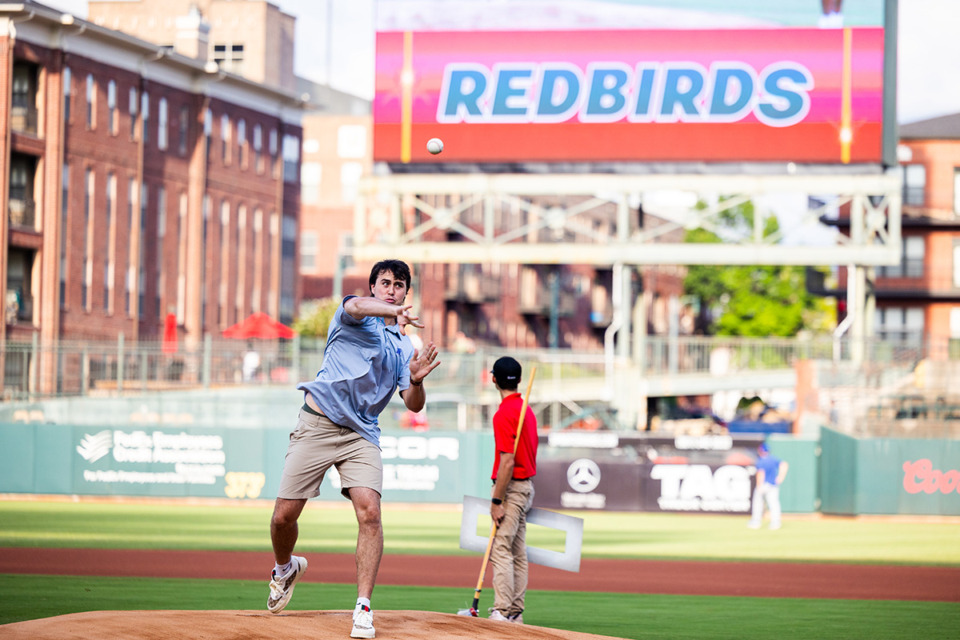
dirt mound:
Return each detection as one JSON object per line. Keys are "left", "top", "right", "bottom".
{"left": 0, "top": 609, "right": 624, "bottom": 640}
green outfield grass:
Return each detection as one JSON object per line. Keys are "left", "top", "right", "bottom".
{"left": 0, "top": 575, "right": 957, "bottom": 639}
{"left": 1, "top": 500, "right": 957, "bottom": 565}
{"left": 1, "top": 499, "right": 958, "bottom": 638}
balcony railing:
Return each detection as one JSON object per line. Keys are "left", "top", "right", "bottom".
{"left": 4, "top": 292, "right": 32, "bottom": 325}
{"left": 8, "top": 198, "right": 36, "bottom": 229}
{"left": 11, "top": 105, "right": 38, "bottom": 135}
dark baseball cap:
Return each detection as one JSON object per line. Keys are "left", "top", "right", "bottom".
{"left": 758, "top": 442, "right": 770, "bottom": 453}
{"left": 491, "top": 357, "right": 522, "bottom": 385}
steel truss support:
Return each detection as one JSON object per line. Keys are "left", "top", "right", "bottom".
{"left": 352, "top": 171, "right": 900, "bottom": 427}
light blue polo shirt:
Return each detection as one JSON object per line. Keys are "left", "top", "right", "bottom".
{"left": 297, "top": 296, "right": 413, "bottom": 448}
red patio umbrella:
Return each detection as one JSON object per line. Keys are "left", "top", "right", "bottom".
{"left": 162, "top": 313, "right": 178, "bottom": 354}
{"left": 222, "top": 312, "right": 295, "bottom": 340}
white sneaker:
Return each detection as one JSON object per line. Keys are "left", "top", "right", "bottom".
{"left": 508, "top": 612, "right": 524, "bottom": 624}
{"left": 770, "top": 522, "right": 782, "bottom": 530}
{"left": 489, "top": 609, "right": 510, "bottom": 622}
{"left": 267, "top": 556, "right": 307, "bottom": 614}
{"left": 352, "top": 605, "right": 375, "bottom": 638}
{"left": 747, "top": 521, "right": 761, "bottom": 530}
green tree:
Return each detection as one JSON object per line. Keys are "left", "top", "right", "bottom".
{"left": 682, "top": 200, "right": 834, "bottom": 337}
{"left": 292, "top": 298, "right": 340, "bottom": 338}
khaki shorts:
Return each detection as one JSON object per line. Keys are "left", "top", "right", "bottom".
{"left": 277, "top": 407, "right": 383, "bottom": 499}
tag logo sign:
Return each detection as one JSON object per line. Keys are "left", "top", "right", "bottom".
{"left": 651, "top": 464, "right": 751, "bottom": 512}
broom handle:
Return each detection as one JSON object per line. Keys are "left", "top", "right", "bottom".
{"left": 471, "top": 366, "right": 537, "bottom": 611}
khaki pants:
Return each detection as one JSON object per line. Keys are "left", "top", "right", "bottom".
{"left": 490, "top": 479, "right": 535, "bottom": 617}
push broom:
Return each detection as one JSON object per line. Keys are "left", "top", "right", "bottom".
{"left": 457, "top": 365, "right": 537, "bottom": 617}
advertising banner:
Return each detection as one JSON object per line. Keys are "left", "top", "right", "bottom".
{"left": 375, "top": 27, "right": 885, "bottom": 164}
{"left": 0, "top": 423, "right": 492, "bottom": 504}
{"left": 535, "top": 458, "right": 753, "bottom": 514}
{"left": 533, "top": 432, "right": 761, "bottom": 513}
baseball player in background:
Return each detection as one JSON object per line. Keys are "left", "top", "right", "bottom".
{"left": 488, "top": 356, "right": 539, "bottom": 624}
{"left": 748, "top": 441, "right": 789, "bottom": 530}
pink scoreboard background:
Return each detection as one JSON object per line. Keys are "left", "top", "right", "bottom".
{"left": 374, "top": 28, "right": 886, "bottom": 164}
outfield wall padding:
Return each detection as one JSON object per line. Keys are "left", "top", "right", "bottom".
{"left": 1, "top": 422, "right": 957, "bottom": 515}
{"left": 0, "top": 422, "right": 494, "bottom": 504}
{"left": 819, "top": 427, "right": 960, "bottom": 516}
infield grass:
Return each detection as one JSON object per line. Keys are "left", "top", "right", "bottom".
{"left": 0, "top": 575, "right": 957, "bottom": 639}
{"left": 1, "top": 500, "right": 958, "bottom": 638}
{"left": 1, "top": 500, "right": 957, "bottom": 565}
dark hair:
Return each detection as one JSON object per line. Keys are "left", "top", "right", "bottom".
{"left": 368, "top": 260, "right": 412, "bottom": 292}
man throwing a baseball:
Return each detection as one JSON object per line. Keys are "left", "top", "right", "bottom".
{"left": 267, "top": 259, "right": 440, "bottom": 639}
{"left": 488, "top": 357, "right": 538, "bottom": 624}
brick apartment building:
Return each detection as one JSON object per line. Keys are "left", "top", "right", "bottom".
{"left": 83, "top": 0, "right": 686, "bottom": 352}
{"left": 887, "top": 113, "right": 960, "bottom": 357}
{"left": 824, "top": 112, "right": 960, "bottom": 359}
{"left": 86, "top": 0, "right": 373, "bottom": 309}
{"left": 1, "top": 1, "right": 304, "bottom": 358}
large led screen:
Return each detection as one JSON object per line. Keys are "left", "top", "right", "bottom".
{"left": 374, "top": 1, "right": 892, "bottom": 165}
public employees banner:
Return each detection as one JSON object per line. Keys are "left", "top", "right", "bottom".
{"left": 374, "top": 28, "right": 885, "bottom": 164}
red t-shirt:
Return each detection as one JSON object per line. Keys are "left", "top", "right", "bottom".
{"left": 490, "top": 392, "right": 538, "bottom": 480}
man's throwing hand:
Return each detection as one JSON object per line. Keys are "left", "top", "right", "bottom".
{"left": 396, "top": 305, "right": 425, "bottom": 335}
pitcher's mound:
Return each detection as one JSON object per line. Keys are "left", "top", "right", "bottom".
{"left": 0, "top": 609, "right": 626, "bottom": 640}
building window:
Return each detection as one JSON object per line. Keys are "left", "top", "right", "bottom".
{"left": 86, "top": 74, "right": 96, "bottom": 130}
{"left": 954, "top": 168, "right": 960, "bottom": 216}
{"left": 202, "top": 195, "right": 210, "bottom": 326}
{"left": 879, "top": 236, "right": 924, "bottom": 279}
{"left": 177, "top": 192, "right": 188, "bottom": 324}
{"left": 269, "top": 128, "right": 278, "bottom": 177}
{"left": 213, "top": 43, "right": 244, "bottom": 74}
{"left": 236, "top": 206, "right": 247, "bottom": 322}
{"left": 221, "top": 114, "right": 231, "bottom": 164}
{"left": 875, "top": 307, "right": 924, "bottom": 344}
{"left": 179, "top": 106, "right": 189, "bottom": 156}
{"left": 253, "top": 124, "right": 263, "bottom": 174}
{"left": 204, "top": 108, "right": 212, "bottom": 162}
{"left": 60, "top": 164, "right": 69, "bottom": 306}
{"left": 129, "top": 87, "right": 138, "bottom": 140}
{"left": 338, "top": 125, "right": 366, "bottom": 159}
{"left": 950, "top": 308, "right": 960, "bottom": 359}
{"left": 280, "top": 216, "right": 296, "bottom": 322}
{"left": 107, "top": 80, "right": 117, "bottom": 135}
{"left": 252, "top": 208, "right": 262, "bottom": 312}
{"left": 220, "top": 200, "right": 231, "bottom": 326}
{"left": 139, "top": 184, "right": 148, "bottom": 319}
{"left": 157, "top": 187, "right": 166, "bottom": 319}
{"left": 954, "top": 242, "right": 960, "bottom": 289}
{"left": 83, "top": 168, "right": 94, "bottom": 309}
{"left": 127, "top": 177, "right": 136, "bottom": 315}
{"left": 901, "top": 164, "right": 926, "bottom": 206}
{"left": 11, "top": 63, "right": 37, "bottom": 135}
{"left": 301, "top": 230, "right": 317, "bottom": 271}
{"left": 237, "top": 119, "right": 247, "bottom": 169}
{"left": 301, "top": 163, "right": 321, "bottom": 205}
{"left": 341, "top": 162, "right": 363, "bottom": 204}
{"left": 141, "top": 93, "right": 150, "bottom": 144}
{"left": 105, "top": 173, "right": 116, "bottom": 312}
{"left": 282, "top": 135, "right": 300, "bottom": 183}
{"left": 63, "top": 67, "right": 71, "bottom": 124}
{"left": 158, "top": 98, "right": 168, "bottom": 150}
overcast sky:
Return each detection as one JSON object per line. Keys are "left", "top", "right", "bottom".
{"left": 35, "top": 0, "right": 960, "bottom": 124}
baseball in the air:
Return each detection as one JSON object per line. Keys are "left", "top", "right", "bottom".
{"left": 427, "top": 137, "right": 444, "bottom": 155}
